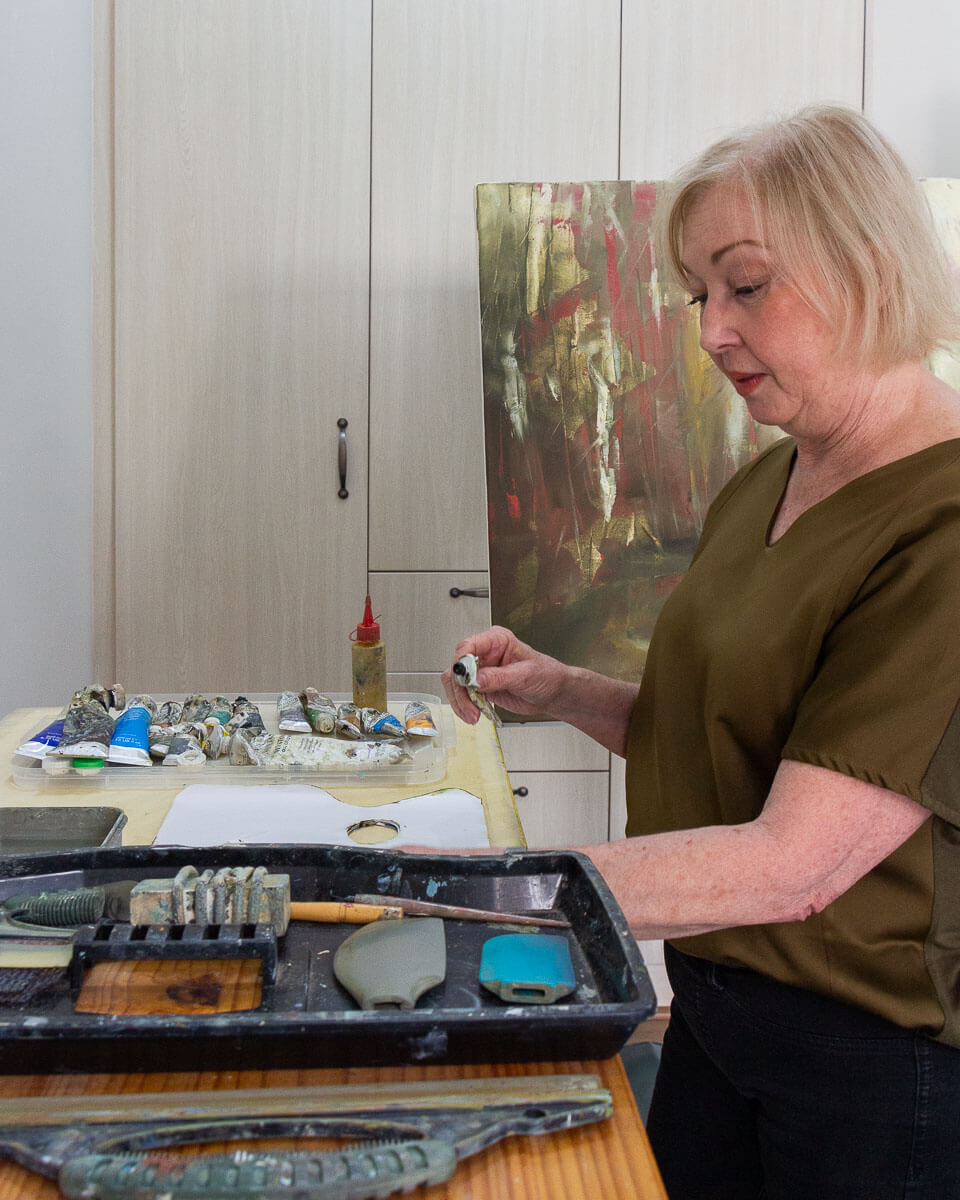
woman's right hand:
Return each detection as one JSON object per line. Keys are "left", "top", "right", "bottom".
{"left": 441, "top": 626, "right": 570, "bottom": 724}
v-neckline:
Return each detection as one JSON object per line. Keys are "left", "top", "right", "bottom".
{"left": 763, "top": 437, "right": 960, "bottom": 549}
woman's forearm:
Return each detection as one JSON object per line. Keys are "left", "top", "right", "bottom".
{"left": 580, "top": 762, "right": 931, "bottom": 939}
{"left": 583, "top": 823, "right": 801, "bottom": 939}
{"left": 546, "top": 667, "right": 640, "bottom": 756}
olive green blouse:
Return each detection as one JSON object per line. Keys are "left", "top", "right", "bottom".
{"left": 625, "top": 436, "right": 960, "bottom": 1044}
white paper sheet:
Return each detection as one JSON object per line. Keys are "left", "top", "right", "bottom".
{"left": 153, "top": 783, "right": 490, "bottom": 848}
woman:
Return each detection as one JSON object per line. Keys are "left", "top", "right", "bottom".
{"left": 443, "top": 107, "right": 960, "bottom": 1198}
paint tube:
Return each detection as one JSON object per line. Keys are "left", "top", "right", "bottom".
{"left": 207, "top": 696, "right": 232, "bottom": 726}
{"left": 52, "top": 686, "right": 117, "bottom": 759}
{"left": 156, "top": 700, "right": 184, "bottom": 726}
{"left": 225, "top": 697, "right": 265, "bottom": 737}
{"left": 404, "top": 699, "right": 439, "bottom": 738}
{"left": 149, "top": 699, "right": 183, "bottom": 760}
{"left": 15, "top": 714, "right": 67, "bottom": 760}
{"left": 277, "top": 691, "right": 311, "bottom": 733}
{"left": 163, "top": 724, "right": 206, "bottom": 768}
{"left": 360, "top": 707, "right": 405, "bottom": 740}
{"left": 236, "top": 732, "right": 409, "bottom": 769}
{"left": 335, "top": 703, "right": 363, "bottom": 740}
{"left": 201, "top": 716, "right": 225, "bottom": 759}
{"left": 181, "top": 694, "right": 211, "bottom": 723}
{"left": 108, "top": 695, "right": 157, "bottom": 767}
{"left": 148, "top": 726, "right": 176, "bottom": 761}
{"left": 302, "top": 688, "right": 337, "bottom": 734}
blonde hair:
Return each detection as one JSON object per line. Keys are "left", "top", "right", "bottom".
{"left": 663, "top": 105, "right": 960, "bottom": 368}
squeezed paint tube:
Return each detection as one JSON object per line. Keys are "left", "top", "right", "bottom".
{"left": 234, "top": 732, "right": 409, "bottom": 769}
{"left": 302, "top": 688, "right": 337, "bottom": 734}
{"left": 15, "top": 715, "right": 66, "bottom": 760}
{"left": 148, "top": 725, "right": 176, "bottom": 761}
{"left": 404, "top": 699, "right": 439, "bottom": 738}
{"left": 163, "top": 724, "right": 206, "bottom": 768}
{"left": 52, "top": 686, "right": 117, "bottom": 759}
{"left": 107, "top": 695, "right": 157, "bottom": 766}
{"left": 335, "top": 703, "right": 363, "bottom": 739}
{"left": 181, "top": 693, "right": 211, "bottom": 723}
{"left": 149, "top": 700, "right": 184, "bottom": 760}
{"left": 201, "top": 716, "right": 226, "bottom": 759}
{"left": 360, "top": 707, "right": 405, "bottom": 739}
{"left": 278, "top": 690, "right": 312, "bottom": 733}
{"left": 156, "top": 700, "right": 184, "bottom": 726}
{"left": 225, "top": 697, "right": 266, "bottom": 737}
{"left": 207, "top": 696, "right": 232, "bottom": 726}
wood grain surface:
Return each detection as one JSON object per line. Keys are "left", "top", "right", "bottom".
{"left": 0, "top": 1056, "right": 666, "bottom": 1200}
{"left": 74, "top": 959, "right": 263, "bottom": 1015}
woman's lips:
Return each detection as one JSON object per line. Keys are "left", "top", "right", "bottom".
{"left": 730, "top": 372, "right": 765, "bottom": 396}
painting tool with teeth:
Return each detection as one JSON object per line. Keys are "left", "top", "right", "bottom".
{"left": 0, "top": 1073, "right": 613, "bottom": 1200}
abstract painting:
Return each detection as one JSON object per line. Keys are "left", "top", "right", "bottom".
{"left": 476, "top": 180, "right": 779, "bottom": 687}
{"left": 924, "top": 179, "right": 960, "bottom": 393}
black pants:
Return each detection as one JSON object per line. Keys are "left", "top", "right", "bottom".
{"left": 646, "top": 945, "right": 960, "bottom": 1199}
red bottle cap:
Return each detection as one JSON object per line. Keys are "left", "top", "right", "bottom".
{"left": 355, "top": 595, "right": 381, "bottom": 643}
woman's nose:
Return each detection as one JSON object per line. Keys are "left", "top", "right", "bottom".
{"left": 698, "top": 297, "right": 741, "bottom": 355}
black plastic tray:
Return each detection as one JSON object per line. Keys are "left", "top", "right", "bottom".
{"left": 0, "top": 844, "right": 655, "bottom": 1074}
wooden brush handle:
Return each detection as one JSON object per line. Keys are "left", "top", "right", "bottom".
{"left": 288, "top": 901, "right": 403, "bottom": 924}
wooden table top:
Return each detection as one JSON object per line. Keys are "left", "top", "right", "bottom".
{"left": 0, "top": 1057, "right": 667, "bottom": 1199}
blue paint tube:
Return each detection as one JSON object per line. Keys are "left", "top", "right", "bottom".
{"left": 108, "top": 696, "right": 156, "bottom": 767}
{"left": 15, "top": 716, "right": 66, "bottom": 760}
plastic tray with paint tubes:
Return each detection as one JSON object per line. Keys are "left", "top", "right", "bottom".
{"left": 12, "top": 693, "right": 453, "bottom": 789}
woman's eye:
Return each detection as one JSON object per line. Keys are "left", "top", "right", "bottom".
{"left": 734, "top": 282, "right": 765, "bottom": 298}
{"left": 687, "top": 294, "right": 707, "bottom": 308}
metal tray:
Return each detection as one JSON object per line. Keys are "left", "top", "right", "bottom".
{"left": 0, "top": 844, "right": 655, "bottom": 1073}
{"left": 0, "top": 807, "right": 126, "bottom": 854}
{"left": 12, "top": 694, "right": 451, "bottom": 789}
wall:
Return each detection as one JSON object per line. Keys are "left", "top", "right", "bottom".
{"left": 0, "top": 1, "right": 93, "bottom": 716}
{"left": 2, "top": 1, "right": 959, "bottom": 718}
{"left": 864, "top": 0, "right": 960, "bottom": 176}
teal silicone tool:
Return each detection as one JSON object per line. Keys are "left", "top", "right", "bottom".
{"left": 59, "top": 1139, "right": 457, "bottom": 1199}
{"left": 479, "top": 933, "right": 576, "bottom": 1004}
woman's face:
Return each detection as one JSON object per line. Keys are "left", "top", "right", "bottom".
{"left": 680, "top": 186, "right": 855, "bottom": 438}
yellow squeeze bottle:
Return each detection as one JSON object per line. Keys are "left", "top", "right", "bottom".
{"left": 351, "top": 595, "right": 388, "bottom": 712}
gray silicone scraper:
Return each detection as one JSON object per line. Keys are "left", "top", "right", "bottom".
{"left": 333, "top": 917, "right": 446, "bottom": 1009}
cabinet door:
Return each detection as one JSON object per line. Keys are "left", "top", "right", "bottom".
{"left": 369, "top": 571, "right": 490, "bottom": 671}
{"left": 368, "top": 0, "right": 622, "bottom": 572}
{"left": 108, "top": 0, "right": 370, "bottom": 690}
{"left": 621, "top": 0, "right": 864, "bottom": 178}
{"left": 509, "top": 771, "right": 610, "bottom": 849}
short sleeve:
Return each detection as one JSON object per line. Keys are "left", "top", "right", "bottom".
{"left": 782, "top": 507, "right": 960, "bottom": 825}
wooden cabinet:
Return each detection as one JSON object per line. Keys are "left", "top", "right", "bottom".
{"left": 367, "top": 0, "right": 622, "bottom": 574}
{"left": 98, "top": 0, "right": 371, "bottom": 691}
{"left": 498, "top": 722, "right": 611, "bottom": 848}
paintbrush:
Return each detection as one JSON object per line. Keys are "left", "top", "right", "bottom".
{"left": 288, "top": 900, "right": 403, "bottom": 924}
{"left": 349, "top": 893, "right": 570, "bottom": 928}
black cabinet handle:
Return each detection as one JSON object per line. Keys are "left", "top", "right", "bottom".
{"left": 449, "top": 587, "right": 489, "bottom": 599}
{"left": 512, "top": 786, "right": 528, "bottom": 797}
{"left": 337, "top": 417, "right": 348, "bottom": 498}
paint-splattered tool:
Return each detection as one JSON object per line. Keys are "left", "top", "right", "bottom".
{"left": 350, "top": 893, "right": 570, "bottom": 928}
